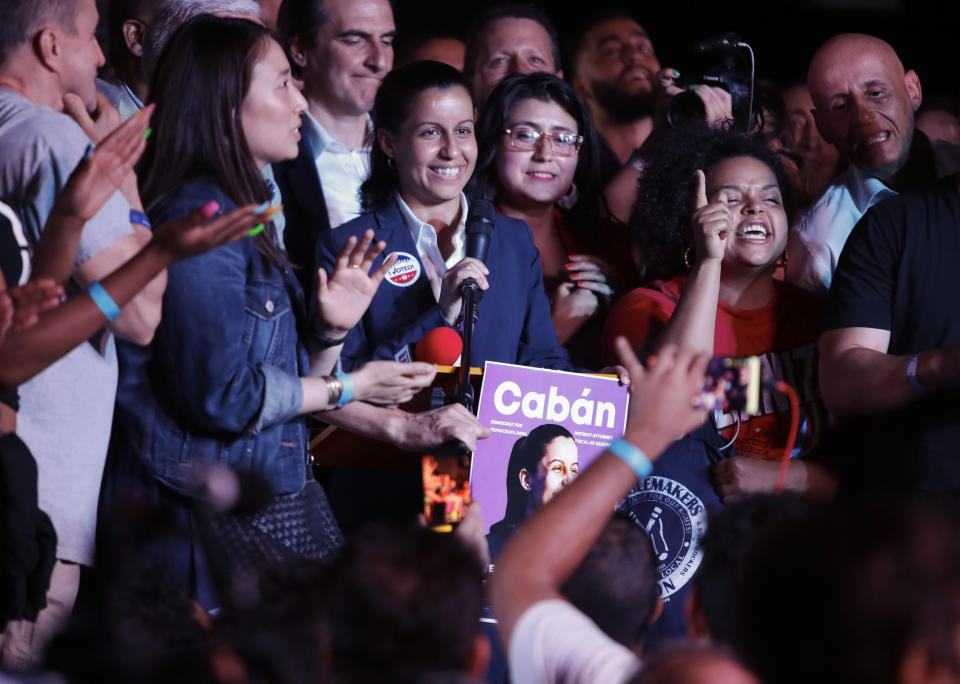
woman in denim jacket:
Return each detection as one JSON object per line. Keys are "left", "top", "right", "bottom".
{"left": 106, "top": 17, "right": 436, "bottom": 605}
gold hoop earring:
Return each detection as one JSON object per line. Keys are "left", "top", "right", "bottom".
{"left": 778, "top": 247, "right": 789, "bottom": 267}
{"left": 683, "top": 246, "right": 693, "bottom": 270}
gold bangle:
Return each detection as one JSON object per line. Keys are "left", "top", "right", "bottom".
{"left": 323, "top": 375, "right": 343, "bottom": 406}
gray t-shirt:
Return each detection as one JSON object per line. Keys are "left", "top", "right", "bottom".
{"left": 0, "top": 88, "right": 132, "bottom": 565}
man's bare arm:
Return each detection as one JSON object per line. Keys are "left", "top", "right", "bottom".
{"left": 74, "top": 225, "right": 166, "bottom": 345}
{"left": 820, "top": 327, "right": 960, "bottom": 415}
{"left": 490, "top": 341, "right": 709, "bottom": 645}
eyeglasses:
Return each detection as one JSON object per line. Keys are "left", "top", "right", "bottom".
{"left": 502, "top": 126, "right": 583, "bottom": 156}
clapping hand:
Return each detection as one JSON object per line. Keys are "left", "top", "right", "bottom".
{"left": 315, "top": 229, "right": 397, "bottom": 337}
{"left": 150, "top": 201, "right": 264, "bottom": 260}
{"left": 52, "top": 105, "right": 154, "bottom": 224}
{"left": 0, "top": 273, "right": 63, "bottom": 345}
{"left": 62, "top": 92, "right": 142, "bottom": 208}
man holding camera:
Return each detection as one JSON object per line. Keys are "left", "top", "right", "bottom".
{"left": 595, "top": 22, "right": 736, "bottom": 224}
{"left": 786, "top": 33, "right": 960, "bottom": 293}
{"left": 568, "top": 11, "right": 662, "bottom": 171}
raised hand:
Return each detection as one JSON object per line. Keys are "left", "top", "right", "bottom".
{"left": 349, "top": 360, "right": 438, "bottom": 406}
{"left": 53, "top": 104, "right": 154, "bottom": 223}
{"left": 690, "top": 169, "right": 734, "bottom": 265}
{"left": 438, "top": 257, "right": 489, "bottom": 325}
{"left": 150, "top": 201, "right": 263, "bottom": 261}
{"left": 62, "top": 92, "right": 127, "bottom": 144}
{"left": 615, "top": 337, "right": 710, "bottom": 456}
{"left": 315, "top": 229, "right": 397, "bottom": 337}
{"left": 62, "top": 92, "right": 144, "bottom": 209}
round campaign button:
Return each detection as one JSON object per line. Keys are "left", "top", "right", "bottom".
{"left": 384, "top": 251, "right": 421, "bottom": 287}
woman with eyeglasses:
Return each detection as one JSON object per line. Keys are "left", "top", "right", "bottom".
{"left": 317, "top": 61, "right": 571, "bottom": 373}
{"left": 472, "top": 73, "right": 636, "bottom": 367}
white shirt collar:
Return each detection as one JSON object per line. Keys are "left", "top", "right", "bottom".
{"left": 394, "top": 191, "right": 468, "bottom": 271}
{"left": 301, "top": 111, "right": 373, "bottom": 157}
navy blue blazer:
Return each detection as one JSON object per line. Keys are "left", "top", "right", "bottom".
{"left": 317, "top": 200, "right": 572, "bottom": 371}
{"left": 272, "top": 125, "right": 332, "bottom": 308}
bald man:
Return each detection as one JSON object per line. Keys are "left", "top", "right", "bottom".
{"left": 786, "top": 34, "right": 960, "bottom": 293}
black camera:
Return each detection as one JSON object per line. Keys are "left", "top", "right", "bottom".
{"left": 667, "top": 33, "right": 756, "bottom": 132}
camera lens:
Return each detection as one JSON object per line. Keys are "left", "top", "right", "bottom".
{"left": 667, "top": 90, "right": 707, "bottom": 128}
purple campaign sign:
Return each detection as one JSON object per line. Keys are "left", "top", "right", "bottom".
{"left": 470, "top": 362, "right": 629, "bottom": 538}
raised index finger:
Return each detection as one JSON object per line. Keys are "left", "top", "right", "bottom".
{"left": 695, "top": 170, "right": 708, "bottom": 209}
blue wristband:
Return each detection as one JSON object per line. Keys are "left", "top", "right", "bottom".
{"left": 87, "top": 281, "right": 121, "bottom": 321}
{"left": 334, "top": 372, "right": 353, "bottom": 407}
{"left": 130, "top": 210, "right": 151, "bottom": 229}
{"left": 607, "top": 438, "right": 653, "bottom": 478}
{"left": 906, "top": 353, "right": 928, "bottom": 395}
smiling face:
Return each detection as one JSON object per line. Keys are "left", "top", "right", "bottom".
{"left": 808, "top": 35, "right": 921, "bottom": 176}
{"left": 706, "top": 155, "right": 788, "bottom": 273}
{"left": 470, "top": 18, "right": 559, "bottom": 105}
{"left": 293, "top": 0, "right": 396, "bottom": 116}
{"left": 530, "top": 435, "right": 579, "bottom": 506}
{"left": 379, "top": 86, "right": 476, "bottom": 214}
{"left": 57, "top": 0, "right": 106, "bottom": 110}
{"left": 495, "top": 97, "right": 580, "bottom": 208}
{"left": 241, "top": 38, "right": 308, "bottom": 169}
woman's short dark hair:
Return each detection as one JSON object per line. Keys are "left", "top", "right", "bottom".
{"left": 472, "top": 72, "right": 602, "bottom": 233}
{"left": 501, "top": 423, "right": 574, "bottom": 524}
{"left": 361, "top": 60, "right": 472, "bottom": 212}
{"left": 138, "top": 15, "right": 282, "bottom": 265}
{"left": 631, "top": 124, "right": 788, "bottom": 282}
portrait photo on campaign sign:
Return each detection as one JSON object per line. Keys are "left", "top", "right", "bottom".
{"left": 470, "top": 362, "right": 629, "bottom": 564}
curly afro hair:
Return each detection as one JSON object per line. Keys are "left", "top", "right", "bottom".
{"left": 631, "top": 123, "right": 788, "bottom": 282}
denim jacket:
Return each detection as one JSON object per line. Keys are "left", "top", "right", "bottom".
{"left": 114, "top": 179, "right": 310, "bottom": 496}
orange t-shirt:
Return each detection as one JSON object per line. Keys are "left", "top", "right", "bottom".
{"left": 602, "top": 275, "right": 828, "bottom": 460}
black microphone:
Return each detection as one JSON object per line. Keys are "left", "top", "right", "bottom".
{"left": 461, "top": 199, "right": 495, "bottom": 297}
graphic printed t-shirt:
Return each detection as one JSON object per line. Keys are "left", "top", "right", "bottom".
{"left": 603, "top": 275, "right": 827, "bottom": 460}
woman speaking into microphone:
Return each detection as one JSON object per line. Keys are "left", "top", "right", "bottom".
{"left": 317, "top": 61, "right": 571, "bottom": 372}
